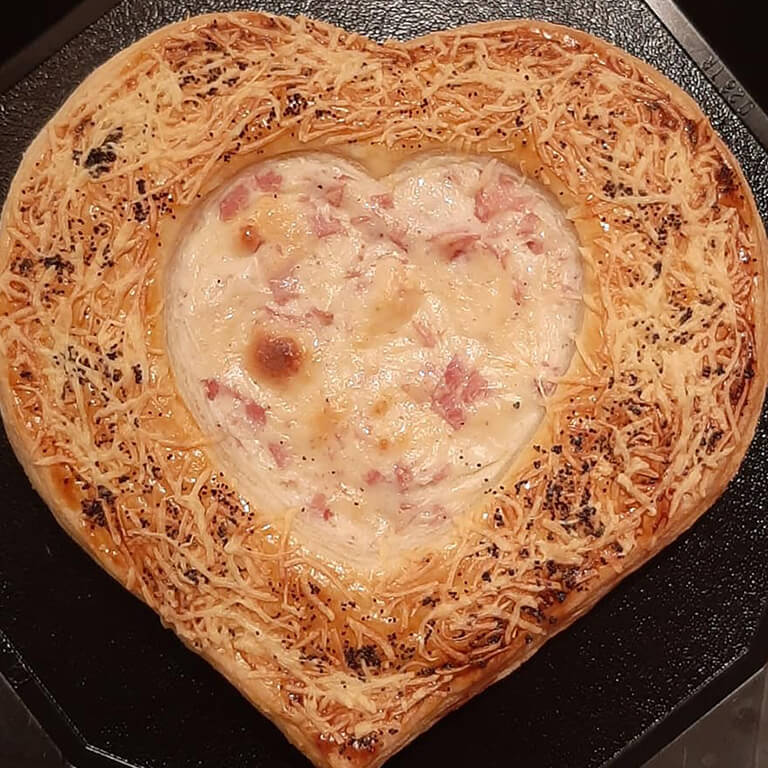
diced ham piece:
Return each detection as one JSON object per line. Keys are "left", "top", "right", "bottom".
{"left": 269, "top": 273, "right": 301, "bottom": 305}
{"left": 309, "top": 307, "right": 335, "bottom": 326}
{"left": 203, "top": 379, "right": 268, "bottom": 427}
{"left": 324, "top": 183, "right": 344, "bottom": 207}
{"left": 252, "top": 170, "right": 282, "bottom": 193}
{"left": 268, "top": 442, "right": 290, "bottom": 468}
{"left": 388, "top": 224, "right": 410, "bottom": 252}
{"left": 312, "top": 210, "right": 343, "bottom": 238}
{"left": 432, "top": 396, "right": 465, "bottom": 429}
{"left": 244, "top": 400, "right": 267, "bottom": 427}
{"left": 444, "top": 356, "right": 466, "bottom": 389}
{"left": 370, "top": 193, "right": 394, "bottom": 209}
{"left": 463, "top": 370, "right": 488, "bottom": 404}
{"left": 430, "top": 232, "right": 481, "bottom": 261}
{"left": 427, "top": 465, "right": 450, "bottom": 486}
{"left": 364, "top": 469, "right": 384, "bottom": 486}
{"left": 309, "top": 492, "right": 332, "bottom": 521}
{"left": 412, "top": 318, "right": 437, "bottom": 348}
{"left": 475, "top": 175, "right": 528, "bottom": 222}
{"left": 517, "top": 212, "right": 540, "bottom": 237}
{"left": 204, "top": 378, "right": 220, "bottom": 400}
{"left": 526, "top": 239, "right": 545, "bottom": 255}
{"left": 394, "top": 464, "right": 413, "bottom": 492}
{"left": 431, "top": 355, "right": 489, "bottom": 430}
{"left": 219, "top": 183, "right": 250, "bottom": 221}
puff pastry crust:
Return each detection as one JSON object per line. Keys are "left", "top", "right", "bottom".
{"left": 0, "top": 13, "right": 765, "bottom": 767}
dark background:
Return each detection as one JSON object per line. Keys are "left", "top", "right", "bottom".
{"left": 674, "top": 0, "right": 767, "bottom": 110}
{"left": 1, "top": 0, "right": 766, "bottom": 108}
{"left": 675, "top": 0, "right": 765, "bottom": 108}
{"left": 0, "top": 2, "right": 79, "bottom": 62}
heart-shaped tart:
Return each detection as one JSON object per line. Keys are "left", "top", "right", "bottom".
{"left": 0, "top": 12, "right": 765, "bottom": 768}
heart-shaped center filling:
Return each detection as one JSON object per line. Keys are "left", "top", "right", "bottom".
{"left": 166, "top": 152, "right": 582, "bottom": 565}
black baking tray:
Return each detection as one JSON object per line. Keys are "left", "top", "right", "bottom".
{"left": 2, "top": 1, "right": 768, "bottom": 767}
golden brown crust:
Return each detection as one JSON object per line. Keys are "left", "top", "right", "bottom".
{"left": 0, "top": 13, "right": 766, "bottom": 768}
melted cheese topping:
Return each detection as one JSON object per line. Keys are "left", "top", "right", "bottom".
{"left": 166, "top": 153, "right": 582, "bottom": 561}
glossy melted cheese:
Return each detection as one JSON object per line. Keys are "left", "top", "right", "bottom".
{"left": 166, "top": 153, "right": 582, "bottom": 565}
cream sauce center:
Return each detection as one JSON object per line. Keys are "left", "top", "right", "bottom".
{"left": 166, "top": 153, "right": 582, "bottom": 563}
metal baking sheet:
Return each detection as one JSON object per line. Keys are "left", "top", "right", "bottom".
{"left": 1, "top": 1, "right": 767, "bottom": 767}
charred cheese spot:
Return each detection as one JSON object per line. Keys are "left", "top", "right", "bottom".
{"left": 249, "top": 333, "right": 303, "bottom": 381}
{"left": 240, "top": 223, "right": 263, "bottom": 251}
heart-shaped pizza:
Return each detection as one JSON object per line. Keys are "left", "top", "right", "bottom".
{"left": 0, "top": 12, "right": 765, "bottom": 768}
